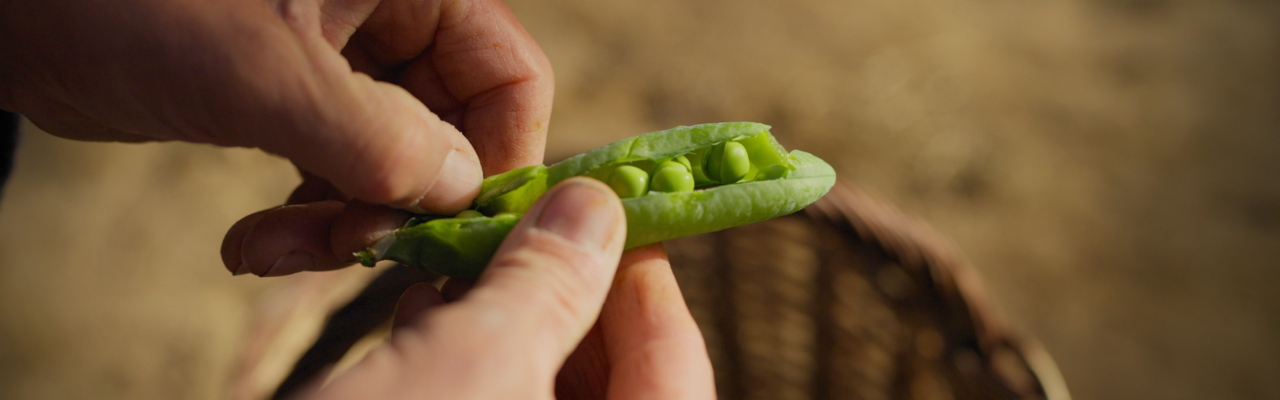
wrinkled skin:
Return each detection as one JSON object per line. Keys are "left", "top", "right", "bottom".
{"left": 0, "top": 1, "right": 716, "bottom": 398}
{"left": 0, "top": 0, "right": 555, "bottom": 276}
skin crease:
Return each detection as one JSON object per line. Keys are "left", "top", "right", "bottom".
{"left": 0, "top": 1, "right": 714, "bottom": 398}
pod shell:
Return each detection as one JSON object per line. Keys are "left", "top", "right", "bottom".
{"left": 374, "top": 213, "right": 521, "bottom": 278}
{"left": 622, "top": 150, "right": 832, "bottom": 248}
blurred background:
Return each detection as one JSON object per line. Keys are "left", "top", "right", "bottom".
{"left": 1, "top": 0, "right": 1277, "bottom": 399}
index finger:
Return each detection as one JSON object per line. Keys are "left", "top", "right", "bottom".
{"left": 345, "top": 0, "right": 554, "bottom": 174}
{"left": 602, "top": 245, "right": 717, "bottom": 400}
{"left": 426, "top": 0, "right": 553, "bottom": 173}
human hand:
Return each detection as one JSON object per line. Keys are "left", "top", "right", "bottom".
{"left": 0, "top": 0, "right": 553, "bottom": 275}
{"left": 287, "top": 178, "right": 715, "bottom": 400}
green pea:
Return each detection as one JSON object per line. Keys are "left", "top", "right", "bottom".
{"left": 454, "top": 210, "right": 485, "bottom": 219}
{"left": 674, "top": 155, "right": 692, "bottom": 171}
{"left": 654, "top": 160, "right": 689, "bottom": 174}
{"left": 705, "top": 141, "right": 751, "bottom": 184}
{"left": 650, "top": 161, "right": 695, "bottom": 192}
{"left": 761, "top": 164, "right": 788, "bottom": 180}
{"left": 684, "top": 149, "right": 712, "bottom": 184}
{"left": 606, "top": 165, "right": 649, "bottom": 198}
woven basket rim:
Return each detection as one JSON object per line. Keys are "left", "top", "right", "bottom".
{"left": 804, "top": 179, "right": 1071, "bottom": 400}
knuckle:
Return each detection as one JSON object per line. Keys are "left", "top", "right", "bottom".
{"left": 341, "top": 120, "right": 425, "bottom": 204}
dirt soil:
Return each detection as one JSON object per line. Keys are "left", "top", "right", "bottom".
{"left": 1, "top": 0, "right": 1277, "bottom": 399}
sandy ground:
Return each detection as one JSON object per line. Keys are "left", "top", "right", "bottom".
{"left": 1, "top": 0, "right": 1277, "bottom": 399}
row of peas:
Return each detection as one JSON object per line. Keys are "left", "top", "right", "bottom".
{"left": 449, "top": 140, "right": 750, "bottom": 219}
{"left": 605, "top": 140, "right": 753, "bottom": 199}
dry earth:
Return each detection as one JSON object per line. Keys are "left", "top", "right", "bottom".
{"left": 1, "top": 0, "right": 1277, "bottom": 399}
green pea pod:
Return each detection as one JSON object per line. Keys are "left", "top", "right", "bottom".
{"left": 356, "top": 122, "right": 836, "bottom": 278}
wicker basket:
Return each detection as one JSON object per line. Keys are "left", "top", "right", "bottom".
{"left": 240, "top": 179, "right": 1069, "bottom": 400}
{"left": 666, "top": 180, "right": 1069, "bottom": 400}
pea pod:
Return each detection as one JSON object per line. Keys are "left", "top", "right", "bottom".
{"left": 356, "top": 122, "right": 836, "bottom": 278}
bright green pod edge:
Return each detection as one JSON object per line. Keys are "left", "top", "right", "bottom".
{"left": 356, "top": 122, "right": 836, "bottom": 279}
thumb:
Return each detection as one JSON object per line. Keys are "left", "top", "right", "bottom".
{"left": 460, "top": 177, "right": 628, "bottom": 358}
{"left": 264, "top": 71, "right": 483, "bottom": 214}
{"left": 309, "top": 178, "right": 625, "bottom": 400}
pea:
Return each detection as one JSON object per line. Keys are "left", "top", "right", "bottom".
{"left": 685, "top": 148, "right": 712, "bottom": 184}
{"left": 454, "top": 210, "right": 485, "bottom": 219}
{"left": 606, "top": 165, "right": 649, "bottom": 198}
{"left": 356, "top": 122, "right": 836, "bottom": 279}
{"left": 650, "top": 161, "right": 695, "bottom": 192}
{"left": 655, "top": 160, "right": 688, "bottom": 173}
{"left": 705, "top": 141, "right": 751, "bottom": 184}
{"left": 673, "top": 155, "right": 693, "bottom": 171}
{"left": 761, "top": 164, "right": 788, "bottom": 181}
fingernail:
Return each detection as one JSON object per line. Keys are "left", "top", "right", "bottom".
{"left": 262, "top": 252, "right": 315, "bottom": 277}
{"left": 415, "top": 150, "right": 482, "bottom": 213}
{"left": 536, "top": 182, "right": 619, "bottom": 249}
{"left": 232, "top": 262, "right": 251, "bottom": 276}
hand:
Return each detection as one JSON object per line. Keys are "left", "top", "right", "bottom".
{"left": 0, "top": 0, "right": 554, "bottom": 275}
{"left": 290, "top": 179, "right": 716, "bottom": 400}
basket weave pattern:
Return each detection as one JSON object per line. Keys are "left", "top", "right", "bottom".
{"left": 666, "top": 180, "right": 1065, "bottom": 400}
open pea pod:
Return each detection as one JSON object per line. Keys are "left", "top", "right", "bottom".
{"left": 355, "top": 122, "right": 836, "bottom": 278}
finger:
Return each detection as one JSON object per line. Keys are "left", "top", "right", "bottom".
{"left": 337, "top": 0, "right": 440, "bottom": 72}
{"left": 555, "top": 323, "right": 609, "bottom": 400}
{"left": 458, "top": 177, "right": 626, "bottom": 359}
{"left": 232, "top": 201, "right": 350, "bottom": 277}
{"left": 409, "top": 0, "right": 554, "bottom": 174}
{"left": 222, "top": 209, "right": 270, "bottom": 276}
{"left": 20, "top": 98, "right": 156, "bottom": 143}
{"left": 257, "top": 70, "right": 485, "bottom": 215}
{"left": 316, "top": 0, "right": 381, "bottom": 50}
{"left": 228, "top": 1, "right": 485, "bottom": 215}
{"left": 285, "top": 171, "right": 347, "bottom": 205}
{"left": 271, "top": 264, "right": 434, "bottom": 400}
{"left": 308, "top": 178, "right": 625, "bottom": 400}
{"left": 440, "top": 277, "right": 475, "bottom": 303}
{"left": 338, "top": 0, "right": 553, "bottom": 174}
{"left": 329, "top": 200, "right": 411, "bottom": 263}
{"left": 602, "top": 245, "right": 716, "bottom": 400}
{"left": 392, "top": 282, "right": 445, "bottom": 330}
{"left": 391, "top": 52, "right": 466, "bottom": 128}
{"left": 222, "top": 200, "right": 407, "bottom": 276}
